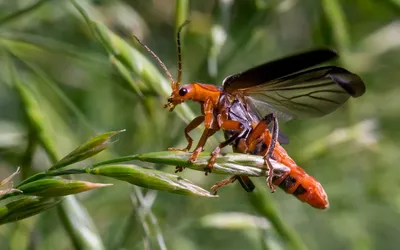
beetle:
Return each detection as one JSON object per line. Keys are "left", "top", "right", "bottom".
{"left": 134, "top": 21, "right": 365, "bottom": 192}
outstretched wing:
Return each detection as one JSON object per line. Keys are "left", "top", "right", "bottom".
{"left": 222, "top": 48, "right": 338, "bottom": 93}
{"left": 238, "top": 66, "right": 365, "bottom": 121}
{"left": 222, "top": 48, "right": 365, "bottom": 122}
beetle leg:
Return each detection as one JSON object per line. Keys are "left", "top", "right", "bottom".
{"left": 211, "top": 176, "right": 238, "bottom": 194}
{"left": 168, "top": 115, "right": 205, "bottom": 152}
{"left": 247, "top": 128, "right": 277, "bottom": 192}
{"left": 245, "top": 123, "right": 268, "bottom": 152}
{"left": 186, "top": 98, "right": 217, "bottom": 172}
{"left": 204, "top": 98, "right": 215, "bottom": 129}
{"left": 264, "top": 157, "right": 276, "bottom": 192}
{"left": 218, "top": 140, "right": 256, "bottom": 193}
{"left": 243, "top": 115, "right": 279, "bottom": 193}
{"left": 262, "top": 113, "right": 279, "bottom": 160}
{"left": 235, "top": 138, "right": 249, "bottom": 153}
{"left": 206, "top": 129, "right": 245, "bottom": 173}
{"left": 175, "top": 166, "right": 185, "bottom": 173}
{"left": 168, "top": 116, "right": 205, "bottom": 173}
{"left": 217, "top": 110, "right": 243, "bottom": 130}
{"left": 204, "top": 113, "right": 244, "bottom": 174}
{"left": 261, "top": 113, "right": 279, "bottom": 193}
{"left": 211, "top": 175, "right": 255, "bottom": 194}
{"left": 245, "top": 113, "right": 278, "bottom": 154}
{"left": 189, "top": 128, "right": 217, "bottom": 168}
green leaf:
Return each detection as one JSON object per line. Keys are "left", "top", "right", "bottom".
{"left": 87, "top": 164, "right": 217, "bottom": 197}
{"left": 8, "top": 59, "right": 59, "bottom": 163}
{"left": 71, "top": 0, "right": 196, "bottom": 124}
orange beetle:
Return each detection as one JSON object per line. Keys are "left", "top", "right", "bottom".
{"left": 134, "top": 21, "right": 365, "bottom": 208}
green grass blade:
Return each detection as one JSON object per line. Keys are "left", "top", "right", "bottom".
{"left": 6, "top": 54, "right": 106, "bottom": 248}
{"left": 7, "top": 57, "right": 59, "bottom": 163}
{"left": 175, "top": 0, "right": 189, "bottom": 34}
{"left": 87, "top": 164, "right": 217, "bottom": 197}
{"left": 71, "top": 0, "right": 196, "bottom": 123}
{"left": 200, "top": 212, "right": 271, "bottom": 230}
{"left": 131, "top": 188, "right": 167, "bottom": 250}
{"left": 0, "top": 0, "right": 51, "bottom": 26}
{"left": 322, "top": 0, "right": 350, "bottom": 51}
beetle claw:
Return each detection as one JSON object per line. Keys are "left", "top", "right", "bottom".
{"left": 175, "top": 166, "right": 185, "bottom": 173}
{"left": 264, "top": 158, "right": 276, "bottom": 192}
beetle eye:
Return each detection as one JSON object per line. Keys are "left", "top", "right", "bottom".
{"left": 179, "top": 88, "right": 188, "bottom": 96}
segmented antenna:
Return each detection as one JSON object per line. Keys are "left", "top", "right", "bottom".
{"left": 133, "top": 21, "right": 190, "bottom": 92}
{"left": 132, "top": 35, "right": 175, "bottom": 87}
{"left": 176, "top": 20, "right": 190, "bottom": 90}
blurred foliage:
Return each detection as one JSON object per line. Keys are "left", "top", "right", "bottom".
{"left": 0, "top": 0, "right": 399, "bottom": 249}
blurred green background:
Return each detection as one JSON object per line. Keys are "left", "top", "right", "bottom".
{"left": 0, "top": 0, "right": 399, "bottom": 249}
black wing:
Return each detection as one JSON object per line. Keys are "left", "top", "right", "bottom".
{"left": 222, "top": 48, "right": 338, "bottom": 93}
{"left": 241, "top": 66, "right": 365, "bottom": 121}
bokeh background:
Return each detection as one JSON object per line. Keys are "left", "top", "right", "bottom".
{"left": 0, "top": 0, "right": 399, "bottom": 249}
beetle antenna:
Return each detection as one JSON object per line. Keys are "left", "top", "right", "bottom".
{"left": 132, "top": 35, "right": 175, "bottom": 87}
{"left": 176, "top": 20, "right": 190, "bottom": 90}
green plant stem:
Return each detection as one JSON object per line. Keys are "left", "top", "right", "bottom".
{"left": 133, "top": 188, "right": 167, "bottom": 250}
{"left": 91, "top": 155, "right": 140, "bottom": 167}
{"left": 58, "top": 196, "right": 105, "bottom": 250}
{"left": 14, "top": 151, "right": 268, "bottom": 192}
{"left": 20, "top": 129, "right": 37, "bottom": 180}
{"left": 15, "top": 169, "right": 88, "bottom": 189}
{"left": 111, "top": 209, "right": 140, "bottom": 249}
{"left": 20, "top": 59, "right": 95, "bottom": 134}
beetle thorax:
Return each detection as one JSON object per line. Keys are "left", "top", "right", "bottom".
{"left": 189, "top": 83, "right": 221, "bottom": 105}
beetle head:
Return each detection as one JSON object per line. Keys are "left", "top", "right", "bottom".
{"left": 164, "top": 84, "right": 195, "bottom": 111}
